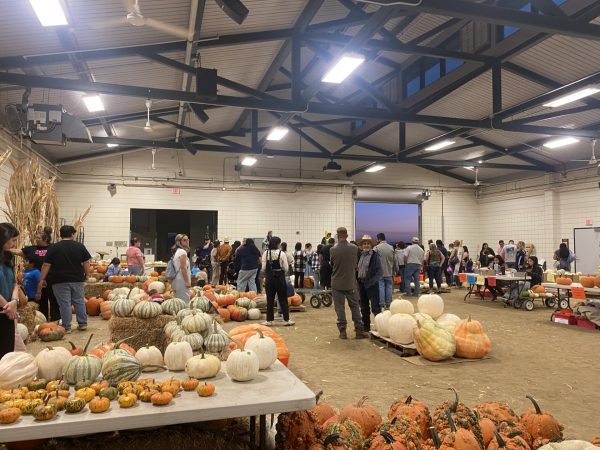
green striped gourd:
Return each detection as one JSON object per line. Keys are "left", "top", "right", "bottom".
{"left": 112, "top": 298, "right": 136, "bottom": 317}
{"left": 204, "top": 321, "right": 229, "bottom": 353}
{"left": 164, "top": 321, "right": 180, "bottom": 338}
{"left": 191, "top": 296, "right": 213, "bottom": 313}
{"left": 62, "top": 334, "right": 102, "bottom": 385}
{"left": 181, "top": 310, "right": 212, "bottom": 334}
{"left": 162, "top": 298, "right": 187, "bottom": 316}
{"left": 133, "top": 301, "right": 163, "bottom": 319}
{"left": 235, "top": 297, "right": 257, "bottom": 309}
{"left": 101, "top": 353, "right": 144, "bottom": 383}
{"left": 176, "top": 308, "right": 200, "bottom": 324}
{"left": 65, "top": 397, "right": 87, "bottom": 413}
{"left": 170, "top": 328, "right": 187, "bottom": 342}
{"left": 180, "top": 332, "right": 204, "bottom": 351}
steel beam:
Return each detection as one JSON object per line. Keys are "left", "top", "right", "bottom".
{"left": 82, "top": 107, "right": 181, "bottom": 127}
{"left": 530, "top": 0, "right": 567, "bottom": 16}
{"left": 492, "top": 63, "right": 502, "bottom": 114}
{"left": 334, "top": 122, "right": 391, "bottom": 155}
{"left": 408, "top": 0, "right": 600, "bottom": 41}
{"left": 152, "top": 117, "right": 251, "bottom": 150}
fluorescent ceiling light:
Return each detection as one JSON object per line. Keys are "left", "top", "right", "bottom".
{"left": 266, "top": 127, "right": 288, "bottom": 141}
{"left": 543, "top": 87, "right": 600, "bottom": 108}
{"left": 322, "top": 55, "right": 365, "bottom": 84}
{"left": 241, "top": 156, "right": 257, "bottom": 166}
{"left": 82, "top": 95, "right": 104, "bottom": 112}
{"left": 543, "top": 137, "right": 580, "bottom": 149}
{"left": 365, "top": 164, "right": 386, "bottom": 173}
{"left": 29, "top": 0, "right": 68, "bottom": 26}
{"left": 464, "top": 166, "right": 475, "bottom": 171}
{"left": 424, "top": 140, "right": 456, "bottom": 151}
{"left": 106, "top": 143, "right": 119, "bottom": 148}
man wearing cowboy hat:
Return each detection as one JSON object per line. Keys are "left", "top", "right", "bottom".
{"left": 404, "top": 237, "right": 425, "bottom": 297}
{"left": 217, "top": 237, "right": 232, "bottom": 285}
{"left": 357, "top": 234, "right": 383, "bottom": 332}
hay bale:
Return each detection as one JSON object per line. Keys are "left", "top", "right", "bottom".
{"left": 108, "top": 314, "right": 173, "bottom": 351}
{"left": 18, "top": 302, "right": 37, "bottom": 340}
{"left": 84, "top": 281, "right": 144, "bottom": 299}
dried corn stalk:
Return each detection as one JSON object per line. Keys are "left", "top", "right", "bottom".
{"left": 1, "top": 157, "right": 60, "bottom": 249}
{"left": 0, "top": 147, "right": 12, "bottom": 167}
{"left": 72, "top": 206, "right": 91, "bottom": 237}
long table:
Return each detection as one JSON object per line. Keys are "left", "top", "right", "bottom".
{"left": 542, "top": 282, "right": 600, "bottom": 310}
{"left": 464, "top": 274, "right": 527, "bottom": 304}
{"left": 0, "top": 361, "right": 316, "bottom": 449}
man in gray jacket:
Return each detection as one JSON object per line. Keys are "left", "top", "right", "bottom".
{"left": 374, "top": 233, "right": 394, "bottom": 309}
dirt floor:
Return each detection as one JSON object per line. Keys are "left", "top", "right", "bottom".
{"left": 27, "top": 289, "right": 600, "bottom": 441}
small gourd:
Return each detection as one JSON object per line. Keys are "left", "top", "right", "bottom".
{"left": 89, "top": 396, "right": 110, "bottom": 413}
{"left": 64, "top": 397, "right": 87, "bottom": 413}
{"left": 0, "top": 407, "right": 21, "bottom": 424}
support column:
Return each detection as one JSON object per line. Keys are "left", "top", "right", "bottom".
{"left": 543, "top": 188, "right": 560, "bottom": 267}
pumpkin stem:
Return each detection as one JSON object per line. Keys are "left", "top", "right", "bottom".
{"left": 405, "top": 395, "right": 413, "bottom": 405}
{"left": 380, "top": 431, "right": 395, "bottom": 444}
{"left": 357, "top": 396, "right": 368, "bottom": 407}
{"left": 445, "top": 410, "right": 457, "bottom": 433}
{"left": 323, "top": 433, "right": 341, "bottom": 446}
{"left": 82, "top": 333, "right": 94, "bottom": 355}
{"left": 256, "top": 329, "right": 265, "bottom": 339}
{"left": 429, "top": 427, "right": 441, "bottom": 449}
{"left": 114, "top": 335, "right": 135, "bottom": 350}
{"left": 448, "top": 387, "right": 459, "bottom": 413}
{"left": 525, "top": 395, "right": 542, "bottom": 415}
{"left": 493, "top": 431, "right": 507, "bottom": 448}
{"left": 229, "top": 337, "right": 244, "bottom": 351}
{"left": 315, "top": 390, "right": 324, "bottom": 404}
{"left": 68, "top": 341, "right": 78, "bottom": 350}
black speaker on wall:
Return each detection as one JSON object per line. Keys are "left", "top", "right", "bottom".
{"left": 214, "top": 0, "right": 249, "bottom": 25}
{"left": 196, "top": 68, "right": 218, "bottom": 100}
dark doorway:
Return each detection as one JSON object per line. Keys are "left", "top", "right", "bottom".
{"left": 130, "top": 209, "right": 218, "bottom": 261}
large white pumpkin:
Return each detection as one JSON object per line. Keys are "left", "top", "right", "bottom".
{"left": 417, "top": 294, "right": 444, "bottom": 319}
{"left": 164, "top": 341, "right": 193, "bottom": 371}
{"left": 374, "top": 310, "right": 392, "bottom": 337}
{"left": 129, "top": 287, "right": 144, "bottom": 297}
{"left": 16, "top": 323, "right": 29, "bottom": 342}
{"left": 185, "top": 353, "right": 221, "bottom": 379}
{"left": 436, "top": 313, "right": 462, "bottom": 333}
{"left": 136, "top": 345, "right": 164, "bottom": 371}
{"left": 247, "top": 308, "right": 261, "bottom": 320}
{"left": 35, "top": 346, "right": 72, "bottom": 380}
{"left": 245, "top": 331, "right": 277, "bottom": 370}
{"left": 0, "top": 352, "right": 37, "bottom": 389}
{"left": 112, "top": 287, "right": 130, "bottom": 297}
{"left": 34, "top": 311, "right": 46, "bottom": 326}
{"left": 148, "top": 281, "right": 166, "bottom": 294}
{"left": 388, "top": 314, "right": 418, "bottom": 345}
{"left": 226, "top": 347, "right": 260, "bottom": 382}
{"left": 389, "top": 299, "right": 414, "bottom": 315}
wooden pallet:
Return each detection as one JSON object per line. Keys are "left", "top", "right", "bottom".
{"left": 369, "top": 331, "right": 418, "bottom": 357}
{"left": 255, "top": 300, "right": 307, "bottom": 313}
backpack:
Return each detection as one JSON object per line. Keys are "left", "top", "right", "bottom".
{"left": 166, "top": 256, "right": 180, "bottom": 281}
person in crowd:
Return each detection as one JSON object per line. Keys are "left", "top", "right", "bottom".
{"left": 479, "top": 243, "right": 494, "bottom": 268}
{"left": 261, "top": 236, "right": 294, "bottom": 327}
{"left": 293, "top": 242, "right": 305, "bottom": 289}
{"left": 262, "top": 231, "right": 272, "bottom": 252}
{"left": 496, "top": 240, "right": 505, "bottom": 258}
{"left": 210, "top": 240, "right": 221, "bottom": 286}
{"left": 436, "top": 240, "right": 450, "bottom": 286}
{"left": 330, "top": 227, "right": 368, "bottom": 339}
{"left": 504, "top": 256, "right": 543, "bottom": 301}
{"left": 0, "top": 223, "right": 20, "bottom": 358}
{"left": 491, "top": 254, "right": 505, "bottom": 273}
{"left": 320, "top": 238, "right": 335, "bottom": 289}
{"left": 424, "top": 242, "right": 445, "bottom": 293}
{"left": 526, "top": 243, "right": 536, "bottom": 258}
{"left": 394, "top": 241, "right": 407, "bottom": 293}
{"left": 321, "top": 230, "right": 332, "bottom": 246}
{"left": 461, "top": 245, "right": 472, "bottom": 273}
{"left": 450, "top": 240, "right": 463, "bottom": 287}
{"left": 280, "top": 242, "right": 294, "bottom": 276}
{"left": 11, "top": 227, "right": 59, "bottom": 321}
{"left": 312, "top": 244, "right": 322, "bottom": 289}
{"left": 483, "top": 254, "right": 506, "bottom": 300}
{"left": 228, "top": 240, "right": 242, "bottom": 284}
{"left": 516, "top": 241, "right": 526, "bottom": 271}
{"left": 37, "top": 225, "right": 91, "bottom": 333}
{"left": 554, "top": 242, "right": 575, "bottom": 271}
{"left": 236, "top": 238, "right": 261, "bottom": 292}
{"left": 194, "top": 237, "right": 213, "bottom": 280}
{"left": 446, "top": 242, "right": 455, "bottom": 285}
{"left": 125, "top": 237, "right": 145, "bottom": 276}
{"left": 217, "top": 237, "right": 232, "bottom": 285}
{"left": 374, "top": 233, "right": 394, "bottom": 309}
{"left": 356, "top": 235, "right": 382, "bottom": 331}
{"left": 304, "top": 243, "right": 313, "bottom": 281}
{"left": 404, "top": 237, "right": 425, "bottom": 297}
{"left": 105, "top": 257, "right": 122, "bottom": 279}
{"left": 503, "top": 240, "right": 517, "bottom": 269}
{"left": 21, "top": 259, "right": 41, "bottom": 304}
{"left": 171, "top": 234, "right": 192, "bottom": 303}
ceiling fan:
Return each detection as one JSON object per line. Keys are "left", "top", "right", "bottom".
{"left": 468, "top": 167, "right": 488, "bottom": 187}
{"left": 570, "top": 139, "right": 599, "bottom": 167}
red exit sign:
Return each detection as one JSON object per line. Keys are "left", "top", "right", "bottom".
{"left": 172, "top": 187, "right": 181, "bottom": 194}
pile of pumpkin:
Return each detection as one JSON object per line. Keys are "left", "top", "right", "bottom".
{"left": 520, "top": 285, "right": 556, "bottom": 300}
{"left": 374, "top": 294, "right": 491, "bottom": 362}
{"left": 276, "top": 388, "right": 600, "bottom": 450}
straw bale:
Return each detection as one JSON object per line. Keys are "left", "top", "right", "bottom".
{"left": 18, "top": 302, "right": 37, "bottom": 341}
{"left": 84, "top": 282, "right": 143, "bottom": 299}
{"left": 108, "top": 315, "right": 173, "bottom": 351}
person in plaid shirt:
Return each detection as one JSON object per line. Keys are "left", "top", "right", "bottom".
{"left": 293, "top": 242, "right": 305, "bottom": 288}
{"left": 311, "top": 244, "right": 322, "bottom": 289}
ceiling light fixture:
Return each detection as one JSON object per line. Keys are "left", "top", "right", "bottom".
{"left": 82, "top": 95, "right": 104, "bottom": 112}
{"left": 543, "top": 87, "right": 600, "bottom": 108}
{"left": 424, "top": 140, "right": 456, "bottom": 151}
{"left": 107, "top": 143, "right": 119, "bottom": 148}
{"left": 322, "top": 54, "right": 366, "bottom": 84}
{"left": 29, "top": 0, "right": 68, "bottom": 26}
{"left": 365, "top": 164, "right": 386, "bottom": 173}
{"left": 266, "top": 127, "right": 288, "bottom": 141}
{"left": 241, "top": 156, "right": 257, "bottom": 166}
{"left": 464, "top": 166, "right": 475, "bottom": 171}
{"left": 543, "top": 137, "right": 580, "bottom": 149}
{"left": 144, "top": 98, "right": 152, "bottom": 132}
{"left": 214, "top": 0, "right": 249, "bottom": 25}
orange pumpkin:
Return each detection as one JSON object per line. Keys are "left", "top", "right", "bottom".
{"left": 556, "top": 277, "right": 572, "bottom": 286}
{"left": 288, "top": 294, "right": 302, "bottom": 307}
{"left": 202, "top": 285, "right": 212, "bottom": 291}
{"left": 112, "top": 275, "right": 125, "bottom": 284}
{"left": 102, "top": 289, "right": 111, "bottom": 300}
{"left": 229, "top": 324, "right": 290, "bottom": 367}
{"left": 339, "top": 396, "right": 382, "bottom": 438}
{"left": 239, "top": 291, "right": 257, "bottom": 300}
{"left": 38, "top": 322, "right": 60, "bottom": 333}
{"left": 86, "top": 297, "right": 103, "bottom": 316}
{"left": 453, "top": 315, "right": 491, "bottom": 359}
{"left": 196, "top": 382, "right": 215, "bottom": 397}
{"left": 532, "top": 285, "right": 545, "bottom": 294}
{"left": 218, "top": 308, "right": 231, "bottom": 322}
{"left": 309, "top": 391, "right": 336, "bottom": 428}
{"left": 96, "top": 266, "right": 107, "bottom": 274}
{"left": 89, "top": 396, "right": 110, "bottom": 413}
{"left": 520, "top": 395, "right": 563, "bottom": 441}
{"left": 151, "top": 391, "right": 173, "bottom": 406}
{"left": 388, "top": 395, "right": 431, "bottom": 438}
{"left": 100, "top": 301, "right": 113, "bottom": 320}
{"left": 150, "top": 272, "right": 159, "bottom": 277}
{"left": 595, "top": 274, "right": 600, "bottom": 288}
{"left": 125, "top": 275, "right": 137, "bottom": 284}
{"left": 479, "top": 417, "right": 497, "bottom": 447}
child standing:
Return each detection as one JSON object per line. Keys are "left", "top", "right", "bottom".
{"left": 21, "top": 259, "right": 41, "bottom": 304}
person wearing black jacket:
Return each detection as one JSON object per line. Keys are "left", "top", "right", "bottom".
{"left": 436, "top": 240, "right": 450, "bottom": 286}
{"left": 356, "top": 234, "right": 383, "bottom": 332}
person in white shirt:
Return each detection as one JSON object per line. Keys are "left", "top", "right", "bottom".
{"left": 404, "top": 237, "right": 425, "bottom": 297}
{"left": 496, "top": 240, "right": 505, "bottom": 259}
{"left": 171, "top": 234, "right": 191, "bottom": 304}
{"left": 394, "top": 242, "right": 407, "bottom": 293}
{"left": 503, "top": 240, "right": 517, "bottom": 269}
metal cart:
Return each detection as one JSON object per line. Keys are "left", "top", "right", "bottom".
{"left": 295, "top": 288, "right": 333, "bottom": 308}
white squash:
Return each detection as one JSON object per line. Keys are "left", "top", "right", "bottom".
{"left": 16, "top": 323, "right": 29, "bottom": 342}
{"left": 136, "top": 345, "right": 164, "bottom": 371}
{"left": 34, "top": 311, "right": 46, "bottom": 326}
{"left": 148, "top": 281, "right": 166, "bottom": 294}
{"left": 163, "top": 321, "right": 180, "bottom": 338}
{"left": 164, "top": 341, "right": 193, "bottom": 371}
{"left": 374, "top": 310, "right": 392, "bottom": 337}
{"left": 35, "top": 346, "right": 72, "bottom": 380}
{"left": 112, "top": 287, "right": 130, "bottom": 297}
{"left": 185, "top": 352, "right": 221, "bottom": 379}
{"left": 441, "top": 282, "right": 449, "bottom": 289}
{"left": 181, "top": 311, "right": 211, "bottom": 333}
{"left": 180, "top": 332, "right": 204, "bottom": 351}
{"left": 62, "top": 355, "right": 102, "bottom": 384}
{"left": 436, "top": 313, "right": 461, "bottom": 333}
{"left": 388, "top": 313, "right": 417, "bottom": 345}
{"left": 389, "top": 299, "right": 414, "bottom": 315}
{"left": 417, "top": 294, "right": 444, "bottom": 319}
{"left": 247, "top": 308, "right": 261, "bottom": 320}
{"left": 129, "top": 287, "right": 144, "bottom": 297}
{"left": 226, "top": 346, "right": 260, "bottom": 382}
{"left": 245, "top": 330, "right": 277, "bottom": 370}
{"left": 0, "top": 352, "right": 38, "bottom": 389}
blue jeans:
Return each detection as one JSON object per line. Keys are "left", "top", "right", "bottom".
{"left": 237, "top": 268, "right": 258, "bottom": 292}
{"left": 405, "top": 263, "right": 422, "bottom": 297}
{"left": 378, "top": 276, "right": 393, "bottom": 307}
{"left": 52, "top": 282, "right": 87, "bottom": 329}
